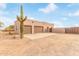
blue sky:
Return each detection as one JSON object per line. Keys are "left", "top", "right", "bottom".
{"left": 0, "top": 3, "right": 79, "bottom": 28}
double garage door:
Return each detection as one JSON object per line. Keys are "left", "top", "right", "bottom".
{"left": 23, "top": 25, "right": 43, "bottom": 34}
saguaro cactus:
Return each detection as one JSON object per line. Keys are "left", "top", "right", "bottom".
{"left": 17, "top": 4, "right": 27, "bottom": 39}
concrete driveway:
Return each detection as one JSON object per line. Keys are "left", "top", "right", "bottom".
{"left": 24, "top": 33, "right": 55, "bottom": 40}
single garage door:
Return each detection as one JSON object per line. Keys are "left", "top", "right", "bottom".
{"left": 23, "top": 25, "right": 32, "bottom": 34}
{"left": 34, "top": 26, "right": 43, "bottom": 33}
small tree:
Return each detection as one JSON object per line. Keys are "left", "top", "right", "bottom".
{"left": 5, "top": 25, "right": 14, "bottom": 35}
{"left": 17, "top": 4, "right": 27, "bottom": 39}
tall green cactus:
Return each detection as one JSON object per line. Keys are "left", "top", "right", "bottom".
{"left": 17, "top": 4, "right": 27, "bottom": 39}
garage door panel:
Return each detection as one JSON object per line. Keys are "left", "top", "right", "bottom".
{"left": 34, "top": 26, "right": 43, "bottom": 33}
{"left": 23, "top": 25, "right": 32, "bottom": 34}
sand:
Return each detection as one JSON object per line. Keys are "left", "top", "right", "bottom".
{"left": 0, "top": 32, "right": 79, "bottom": 56}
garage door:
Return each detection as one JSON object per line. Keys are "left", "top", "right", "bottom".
{"left": 23, "top": 25, "right": 32, "bottom": 34}
{"left": 34, "top": 26, "right": 43, "bottom": 33}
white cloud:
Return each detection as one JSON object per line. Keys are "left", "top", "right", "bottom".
{"left": 73, "top": 24, "right": 79, "bottom": 27}
{"left": 68, "top": 10, "right": 79, "bottom": 17}
{"left": 73, "top": 10, "right": 79, "bottom": 16}
{"left": 53, "top": 21, "right": 65, "bottom": 28}
{"left": 0, "top": 3, "right": 7, "bottom": 9}
{"left": 66, "top": 24, "right": 79, "bottom": 28}
{"left": 27, "top": 17, "right": 35, "bottom": 20}
{"left": 27, "top": 17, "right": 42, "bottom": 21}
{"left": 39, "top": 3, "right": 57, "bottom": 13}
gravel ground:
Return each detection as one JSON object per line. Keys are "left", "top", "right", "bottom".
{"left": 0, "top": 32, "right": 79, "bottom": 56}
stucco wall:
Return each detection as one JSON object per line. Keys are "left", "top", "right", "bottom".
{"left": 52, "top": 28, "right": 65, "bottom": 33}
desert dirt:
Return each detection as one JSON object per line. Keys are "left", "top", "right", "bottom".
{"left": 0, "top": 32, "right": 79, "bottom": 56}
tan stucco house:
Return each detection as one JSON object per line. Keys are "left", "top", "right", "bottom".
{"left": 14, "top": 19, "right": 54, "bottom": 34}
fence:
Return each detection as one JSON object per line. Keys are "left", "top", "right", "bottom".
{"left": 52, "top": 27, "right": 79, "bottom": 34}
{"left": 65, "top": 27, "right": 79, "bottom": 34}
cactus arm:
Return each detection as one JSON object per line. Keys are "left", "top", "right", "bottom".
{"left": 23, "top": 16, "right": 27, "bottom": 22}
{"left": 17, "top": 16, "right": 21, "bottom": 22}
